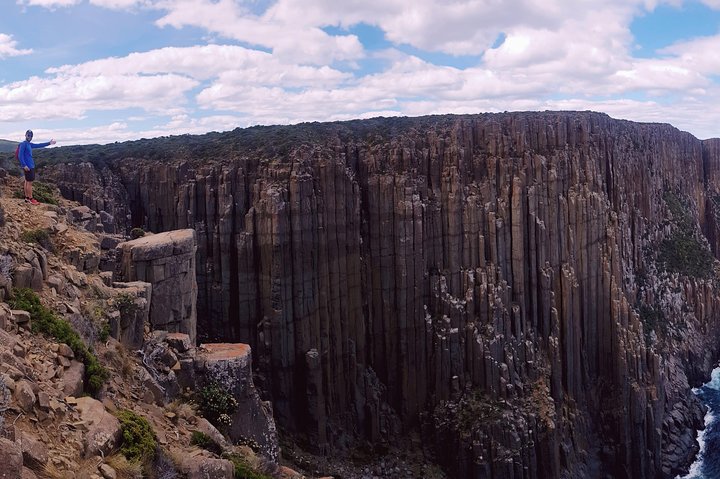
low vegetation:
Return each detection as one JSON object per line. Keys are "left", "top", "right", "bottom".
{"left": 657, "top": 232, "right": 714, "bottom": 278}
{"left": 20, "top": 228, "right": 54, "bottom": 251}
{"left": 657, "top": 191, "right": 715, "bottom": 279}
{"left": 638, "top": 304, "right": 668, "bottom": 343}
{"left": 223, "top": 453, "right": 274, "bottom": 479}
{"left": 13, "top": 181, "right": 58, "bottom": 205}
{"left": 198, "top": 382, "right": 238, "bottom": 428}
{"left": 190, "top": 431, "right": 223, "bottom": 455}
{"left": 114, "top": 292, "right": 140, "bottom": 321}
{"left": 117, "top": 409, "right": 157, "bottom": 463}
{"left": 8, "top": 288, "right": 109, "bottom": 395}
{"left": 433, "top": 389, "right": 507, "bottom": 439}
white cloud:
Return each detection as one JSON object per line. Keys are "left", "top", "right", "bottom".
{"left": 0, "top": 73, "right": 197, "bottom": 122}
{"left": 89, "top": 0, "right": 148, "bottom": 8}
{"left": 0, "top": 33, "right": 32, "bottom": 59}
{"left": 153, "top": 0, "right": 364, "bottom": 64}
{"left": 17, "top": 0, "right": 81, "bottom": 7}
{"left": 47, "top": 44, "right": 349, "bottom": 86}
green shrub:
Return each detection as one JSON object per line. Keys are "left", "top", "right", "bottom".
{"left": 115, "top": 292, "right": 139, "bottom": 317}
{"left": 14, "top": 181, "right": 58, "bottom": 205}
{"left": 638, "top": 304, "right": 667, "bottom": 343}
{"left": 32, "top": 182, "right": 59, "bottom": 205}
{"left": 98, "top": 322, "right": 110, "bottom": 342}
{"left": 657, "top": 190, "right": 715, "bottom": 278}
{"left": 223, "top": 453, "right": 273, "bottom": 479}
{"left": 198, "top": 383, "right": 238, "bottom": 428}
{"left": 117, "top": 410, "right": 156, "bottom": 463}
{"left": 20, "top": 228, "right": 53, "bottom": 251}
{"left": 130, "top": 228, "right": 145, "bottom": 239}
{"left": 8, "top": 288, "right": 109, "bottom": 395}
{"left": 658, "top": 232, "right": 714, "bottom": 278}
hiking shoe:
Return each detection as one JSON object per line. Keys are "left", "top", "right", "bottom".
{"left": 24, "top": 197, "right": 31, "bottom": 203}
{"left": 29, "top": 198, "right": 39, "bottom": 205}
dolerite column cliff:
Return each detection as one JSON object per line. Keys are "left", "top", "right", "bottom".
{"left": 42, "top": 112, "right": 720, "bottom": 478}
{"left": 115, "top": 229, "right": 198, "bottom": 344}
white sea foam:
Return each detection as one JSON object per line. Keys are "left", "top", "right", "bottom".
{"left": 706, "top": 368, "right": 720, "bottom": 392}
{"left": 677, "top": 367, "right": 720, "bottom": 479}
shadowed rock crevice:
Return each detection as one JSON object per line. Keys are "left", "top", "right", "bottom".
{"left": 40, "top": 111, "right": 720, "bottom": 478}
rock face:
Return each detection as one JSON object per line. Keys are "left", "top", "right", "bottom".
{"left": 115, "top": 230, "right": 197, "bottom": 344}
{"left": 108, "top": 281, "right": 151, "bottom": 349}
{"left": 198, "top": 342, "right": 279, "bottom": 462}
{"left": 43, "top": 112, "right": 720, "bottom": 478}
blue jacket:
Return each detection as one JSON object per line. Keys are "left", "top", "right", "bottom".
{"left": 18, "top": 140, "right": 51, "bottom": 169}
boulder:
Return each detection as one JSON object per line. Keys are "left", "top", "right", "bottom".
{"left": 13, "top": 264, "right": 43, "bottom": 291}
{"left": 99, "top": 463, "right": 117, "bottom": 479}
{"left": 20, "top": 431, "right": 48, "bottom": 468}
{"left": 11, "top": 310, "right": 31, "bottom": 330}
{"left": 75, "top": 397, "right": 122, "bottom": 457}
{"left": 182, "top": 456, "right": 234, "bottom": 479}
{"left": 166, "top": 332, "right": 193, "bottom": 353}
{"left": 190, "top": 417, "right": 229, "bottom": 450}
{"left": 57, "top": 343, "right": 74, "bottom": 358}
{"left": 0, "top": 437, "right": 22, "bottom": 478}
{"left": 14, "top": 380, "right": 36, "bottom": 412}
{"left": 21, "top": 467, "right": 38, "bottom": 479}
{"left": 62, "top": 360, "right": 85, "bottom": 397}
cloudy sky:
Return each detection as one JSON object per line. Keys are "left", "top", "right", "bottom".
{"left": 2, "top": 0, "right": 720, "bottom": 145}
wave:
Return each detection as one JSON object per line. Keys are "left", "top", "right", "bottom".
{"left": 678, "top": 367, "right": 720, "bottom": 479}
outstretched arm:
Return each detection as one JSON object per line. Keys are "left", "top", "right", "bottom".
{"left": 30, "top": 139, "right": 55, "bottom": 149}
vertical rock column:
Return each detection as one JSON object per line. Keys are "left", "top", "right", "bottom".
{"left": 198, "top": 342, "right": 279, "bottom": 462}
{"left": 116, "top": 229, "right": 198, "bottom": 344}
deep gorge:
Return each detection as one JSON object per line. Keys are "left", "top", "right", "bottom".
{"left": 36, "top": 111, "right": 720, "bottom": 478}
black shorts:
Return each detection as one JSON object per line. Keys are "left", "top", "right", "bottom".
{"left": 23, "top": 169, "right": 35, "bottom": 182}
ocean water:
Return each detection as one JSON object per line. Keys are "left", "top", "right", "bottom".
{"left": 679, "top": 368, "right": 720, "bottom": 479}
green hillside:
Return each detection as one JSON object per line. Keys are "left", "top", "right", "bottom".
{"left": 0, "top": 139, "right": 17, "bottom": 153}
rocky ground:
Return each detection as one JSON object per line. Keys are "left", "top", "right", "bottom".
{"left": 0, "top": 175, "right": 299, "bottom": 479}
{"left": 0, "top": 174, "right": 445, "bottom": 479}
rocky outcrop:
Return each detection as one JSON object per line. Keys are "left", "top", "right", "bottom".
{"left": 107, "top": 281, "right": 151, "bottom": 349}
{"left": 41, "top": 112, "right": 720, "bottom": 478}
{"left": 197, "top": 342, "right": 279, "bottom": 462}
{"left": 0, "top": 186, "right": 283, "bottom": 479}
{"left": 115, "top": 230, "right": 197, "bottom": 344}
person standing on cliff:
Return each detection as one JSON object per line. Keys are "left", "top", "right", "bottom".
{"left": 18, "top": 130, "right": 55, "bottom": 205}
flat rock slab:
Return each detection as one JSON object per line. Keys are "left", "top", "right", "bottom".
{"left": 120, "top": 229, "right": 195, "bottom": 262}
{"left": 199, "top": 343, "right": 250, "bottom": 362}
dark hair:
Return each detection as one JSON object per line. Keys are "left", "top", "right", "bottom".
{"left": 25, "top": 130, "right": 33, "bottom": 138}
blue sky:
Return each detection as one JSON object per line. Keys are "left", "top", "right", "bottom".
{"left": 2, "top": 0, "right": 720, "bottom": 145}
